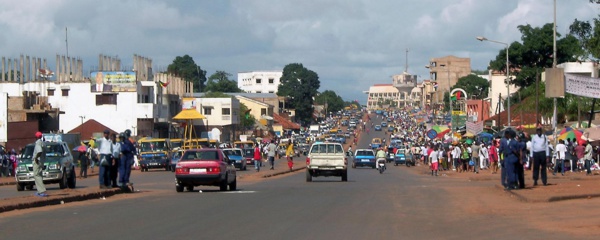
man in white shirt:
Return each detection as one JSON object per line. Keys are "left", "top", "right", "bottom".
{"left": 96, "top": 130, "right": 113, "bottom": 189}
{"left": 452, "top": 145, "right": 461, "bottom": 171}
{"left": 553, "top": 139, "right": 567, "bottom": 176}
{"left": 530, "top": 128, "right": 549, "bottom": 186}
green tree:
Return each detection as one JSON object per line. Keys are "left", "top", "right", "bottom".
{"left": 167, "top": 55, "right": 207, "bottom": 92}
{"left": 570, "top": 17, "right": 600, "bottom": 60}
{"left": 488, "top": 23, "right": 581, "bottom": 88}
{"left": 278, "top": 63, "right": 320, "bottom": 126}
{"left": 451, "top": 74, "right": 490, "bottom": 99}
{"left": 239, "top": 103, "right": 256, "bottom": 130}
{"left": 205, "top": 71, "right": 243, "bottom": 93}
{"left": 314, "top": 90, "right": 345, "bottom": 113}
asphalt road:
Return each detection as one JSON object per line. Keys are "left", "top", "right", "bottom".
{"left": 0, "top": 117, "right": 571, "bottom": 239}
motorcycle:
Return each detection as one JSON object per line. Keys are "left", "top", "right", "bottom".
{"left": 377, "top": 158, "right": 386, "bottom": 174}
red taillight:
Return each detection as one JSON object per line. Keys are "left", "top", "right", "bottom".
{"left": 306, "top": 157, "right": 311, "bottom": 165}
{"left": 344, "top": 157, "right": 347, "bottom": 165}
{"left": 207, "top": 167, "right": 220, "bottom": 173}
{"left": 176, "top": 168, "right": 189, "bottom": 174}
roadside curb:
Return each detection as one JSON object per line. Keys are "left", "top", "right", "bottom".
{"left": 262, "top": 166, "right": 307, "bottom": 178}
{"left": 0, "top": 188, "right": 125, "bottom": 214}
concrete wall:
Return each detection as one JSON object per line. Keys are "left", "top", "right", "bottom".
{"left": 428, "top": 56, "right": 471, "bottom": 103}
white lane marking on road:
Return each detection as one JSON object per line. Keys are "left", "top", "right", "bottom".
{"left": 222, "top": 191, "right": 257, "bottom": 194}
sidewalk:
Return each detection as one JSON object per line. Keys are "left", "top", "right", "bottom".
{"left": 407, "top": 161, "right": 600, "bottom": 202}
{"left": 0, "top": 167, "right": 99, "bottom": 186}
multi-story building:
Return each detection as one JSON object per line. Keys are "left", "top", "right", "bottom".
{"left": 237, "top": 71, "right": 283, "bottom": 94}
{"left": 187, "top": 96, "right": 240, "bottom": 142}
{"left": 365, "top": 84, "right": 422, "bottom": 109}
{"left": 486, "top": 70, "right": 517, "bottom": 119}
{"left": 426, "top": 56, "right": 471, "bottom": 103}
{"left": 0, "top": 54, "right": 193, "bottom": 150}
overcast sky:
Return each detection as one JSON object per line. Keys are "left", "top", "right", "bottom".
{"left": 0, "top": 0, "right": 598, "bottom": 103}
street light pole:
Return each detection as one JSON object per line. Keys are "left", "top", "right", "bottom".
{"left": 477, "top": 36, "right": 510, "bottom": 127}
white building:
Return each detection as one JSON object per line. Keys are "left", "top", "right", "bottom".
{"left": 237, "top": 71, "right": 283, "bottom": 94}
{"left": 486, "top": 70, "right": 518, "bottom": 117}
{"left": 365, "top": 84, "right": 421, "bottom": 109}
{"left": 188, "top": 97, "right": 240, "bottom": 142}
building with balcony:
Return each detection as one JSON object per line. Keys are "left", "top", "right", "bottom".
{"left": 365, "top": 84, "right": 421, "bottom": 109}
{"left": 426, "top": 56, "right": 471, "bottom": 103}
{"left": 237, "top": 71, "right": 283, "bottom": 94}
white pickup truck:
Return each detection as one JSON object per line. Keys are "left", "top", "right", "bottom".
{"left": 305, "top": 142, "right": 348, "bottom": 182}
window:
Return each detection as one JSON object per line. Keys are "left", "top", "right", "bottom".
{"left": 268, "top": 91, "right": 274, "bottom": 93}
{"left": 96, "top": 94, "right": 117, "bottom": 105}
{"left": 61, "top": 89, "right": 69, "bottom": 96}
{"left": 268, "top": 78, "right": 274, "bottom": 84}
{"left": 261, "top": 108, "right": 267, "bottom": 116}
{"left": 203, "top": 107, "right": 212, "bottom": 115}
{"left": 256, "top": 78, "right": 262, "bottom": 84}
{"left": 256, "top": 91, "right": 262, "bottom": 93}
{"left": 47, "top": 89, "right": 55, "bottom": 96}
{"left": 222, "top": 108, "right": 231, "bottom": 115}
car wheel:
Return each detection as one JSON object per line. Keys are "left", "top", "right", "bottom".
{"left": 219, "top": 177, "right": 228, "bottom": 191}
{"left": 186, "top": 186, "right": 194, "bottom": 192}
{"left": 176, "top": 185, "right": 184, "bottom": 192}
{"left": 16, "top": 183, "right": 24, "bottom": 191}
{"left": 67, "top": 169, "right": 77, "bottom": 189}
{"left": 229, "top": 177, "right": 237, "bottom": 191}
{"left": 306, "top": 170, "right": 312, "bottom": 182}
{"left": 26, "top": 185, "right": 34, "bottom": 190}
{"left": 59, "top": 173, "right": 67, "bottom": 189}
{"left": 394, "top": 163, "right": 398, "bottom": 166}
{"left": 341, "top": 171, "right": 348, "bottom": 182}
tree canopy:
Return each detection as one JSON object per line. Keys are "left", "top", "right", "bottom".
{"left": 239, "top": 103, "right": 256, "bottom": 130}
{"left": 488, "top": 23, "right": 581, "bottom": 88}
{"left": 451, "top": 74, "right": 490, "bottom": 99}
{"left": 167, "top": 55, "right": 207, "bottom": 92}
{"left": 314, "top": 90, "right": 345, "bottom": 114}
{"left": 570, "top": 16, "right": 600, "bottom": 60}
{"left": 205, "top": 71, "right": 243, "bottom": 93}
{"left": 278, "top": 63, "right": 320, "bottom": 126}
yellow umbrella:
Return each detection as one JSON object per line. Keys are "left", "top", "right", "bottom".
{"left": 173, "top": 109, "right": 206, "bottom": 149}
{"left": 463, "top": 132, "right": 475, "bottom": 138}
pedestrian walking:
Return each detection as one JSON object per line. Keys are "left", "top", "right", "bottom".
{"left": 97, "top": 130, "right": 113, "bottom": 189}
{"left": 0, "top": 149, "right": 9, "bottom": 177}
{"left": 530, "top": 127, "right": 549, "bottom": 186}
{"left": 32, "top": 132, "right": 48, "bottom": 197}
{"left": 489, "top": 140, "right": 499, "bottom": 174}
{"left": 267, "top": 140, "right": 276, "bottom": 170}
{"left": 79, "top": 151, "right": 88, "bottom": 178}
{"left": 253, "top": 143, "right": 261, "bottom": 172}
{"left": 500, "top": 129, "right": 519, "bottom": 190}
{"left": 119, "top": 130, "right": 135, "bottom": 192}
{"left": 516, "top": 134, "right": 527, "bottom": 189}
{"left": 9, "top": 149, "right": 17, "bottom": 176}
{"left": 110, "top": 133, "right": 121, "bottom": 188}
{"left": 553, "top": 139, "right": 566, "bottom": 176}
{"left": 286, "top": 140, "right": 295, "bottom": 171}
{"left": 471, "top": 142, "right": 480, "bottom": 174}
{"left": 584, "top": 140, "right": 593, "bottom": 176}
{"left": 430, "top": 146, "right": 439, "bottom": 176}
{"left": 479, "top": 143, "right": 489, "bottom": 170}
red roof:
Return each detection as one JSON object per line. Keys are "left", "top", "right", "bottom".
{"left": 68, "top": 119, "right": 118, "bottom": 139}
{"left": 486, "top": 101, "right": 538, "bottom": 127}
{"left": 273, "top": 113, "right": 301, "bottom": 130}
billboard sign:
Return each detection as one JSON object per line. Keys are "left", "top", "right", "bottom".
{"left": 182, "top": 98, "right": 197, "bottom": 110}
{"left": 90, "top": 71, "right": 137, "bottom": 92}
{"left": 0, "top": 92, "right": 7, "bottom": 143}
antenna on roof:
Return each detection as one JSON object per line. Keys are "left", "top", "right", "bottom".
{"left": 405, "top": 48, "right": 409, "bottom": 73}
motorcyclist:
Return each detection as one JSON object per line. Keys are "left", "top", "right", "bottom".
{"left": 376, "top": 147, "right": 386, "bottom": 170}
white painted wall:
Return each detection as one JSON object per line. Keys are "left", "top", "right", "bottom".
{"left": 487, "top": 71, "right": 518, "bottom": 116}
{"left": 194, "top": 98, "right": 240, "bottom": 126}
{"left": 237, "top": 71, "right": 282, "bottom": 94}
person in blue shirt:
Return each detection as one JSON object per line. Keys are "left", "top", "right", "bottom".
{"left": 499, "top": 129, "right": 519, "bottom": 190}
{"left": 119, "top": 130, "right": 135, "bottom": 192}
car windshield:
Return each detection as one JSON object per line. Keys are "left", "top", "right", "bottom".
{"left": 242, "top": 149, "right": 254, "bottom": 157}
{"left": 181, "top": 151, "right": 220, "bottom": 161}
{"left": 223, "top": 150, "right": 242, "bottom": 156}
{"left": 140, "top": 141, "right": 168, "bottom": 152}
{"left": 356, "top": 150, "right": 374, "bottom": 156}
{"left": 172, "top": 151, "right": 183, "bottom": 159}
{"left": 372, "top": 139, "right": 381, "bottom": 144}
{"left": 309, "top": 144, "right": 344, "bottom": 154}
{"left": 20, "top": 143, "right": 65, "bottom": 160}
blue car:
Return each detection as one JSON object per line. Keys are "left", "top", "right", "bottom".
{"left": 222, "top": 148, "right": 247, "bottom": 171}
{"left": 381, "top": 122, "right": 388, "bottom": 127}
{"left": 394, "top": 149, "right": 414, "bottom": 166}
{"left": 169, "top": 150, "right": 184, "bottom": 172}
{"left": 374, "top": 125, "right": 382, "bottom": 131}
{"left": 352, "top": 149, "right": 376, "bottom": 168}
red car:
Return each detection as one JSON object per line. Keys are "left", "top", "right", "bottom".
{"left": 175, "top": 149, "right": 237, "bottom": 192}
